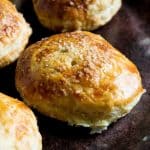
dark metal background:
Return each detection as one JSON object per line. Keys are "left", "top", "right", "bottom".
{"left": 0, "top": 0, "right": 150, "bottom": 149}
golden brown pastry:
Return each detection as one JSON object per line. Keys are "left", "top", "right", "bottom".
{"left": 0, "top": 93, "right": 42, "bottom": 149}
{"left": 0, "top": 0, "right": 32, "bottom": 68}
{"left": 16, "top": 31, "right": 145, "bottom": 133}
{"left": 32, "top": 0, "right": 121, "bottom": 32}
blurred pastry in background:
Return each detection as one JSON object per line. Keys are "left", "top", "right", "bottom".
{"left": 16, "top": 31, "right": 145, "bottom": 134}
{"left": 0, "top": 93, "right": 42, "bottom": 150}
{"left": 0, "top": 0, "right": 32, "bottom": 68}
{"left": 32, "top": 0, "right": 122, "bottom": 32}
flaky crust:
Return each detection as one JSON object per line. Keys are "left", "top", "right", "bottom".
{"left": 0, "top": 0, "right": 32, "bottom": 68}
{"left": 16, "top": 31, "right": 145, "bottom": 132}
{"left": 32, "top": 0, "right": 121, "bottom": 32}
{"left": 0, "top": 93, "right": 42, "bottom": 150}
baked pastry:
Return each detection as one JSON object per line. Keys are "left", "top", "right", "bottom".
{"left": 32, "top": 0, "right": 122, "bottom": 32}
{"left": 16, "top": 31, "right": 145, "bottom": 133}
{"left": 0, "top": 93, "right": 42, "bottom": 150}
{"left": 0, "top": 0, "right": 32, "bottom": 68}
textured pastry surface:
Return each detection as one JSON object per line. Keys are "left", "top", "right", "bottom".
{"left": 0, "top": 93, "right": 42, "bottom": 150}
{"left": 32, "top": 0, "right": 121, "bottom": 32}
{"left": 0, "top": 0, "right": 32, "bottom": 68}
{"left": 16, "top": 31, "right": 145, "bottom": 133}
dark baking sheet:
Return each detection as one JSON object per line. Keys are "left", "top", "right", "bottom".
{"left": 0, "top": 0, "right": 150, "bottom": 149}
